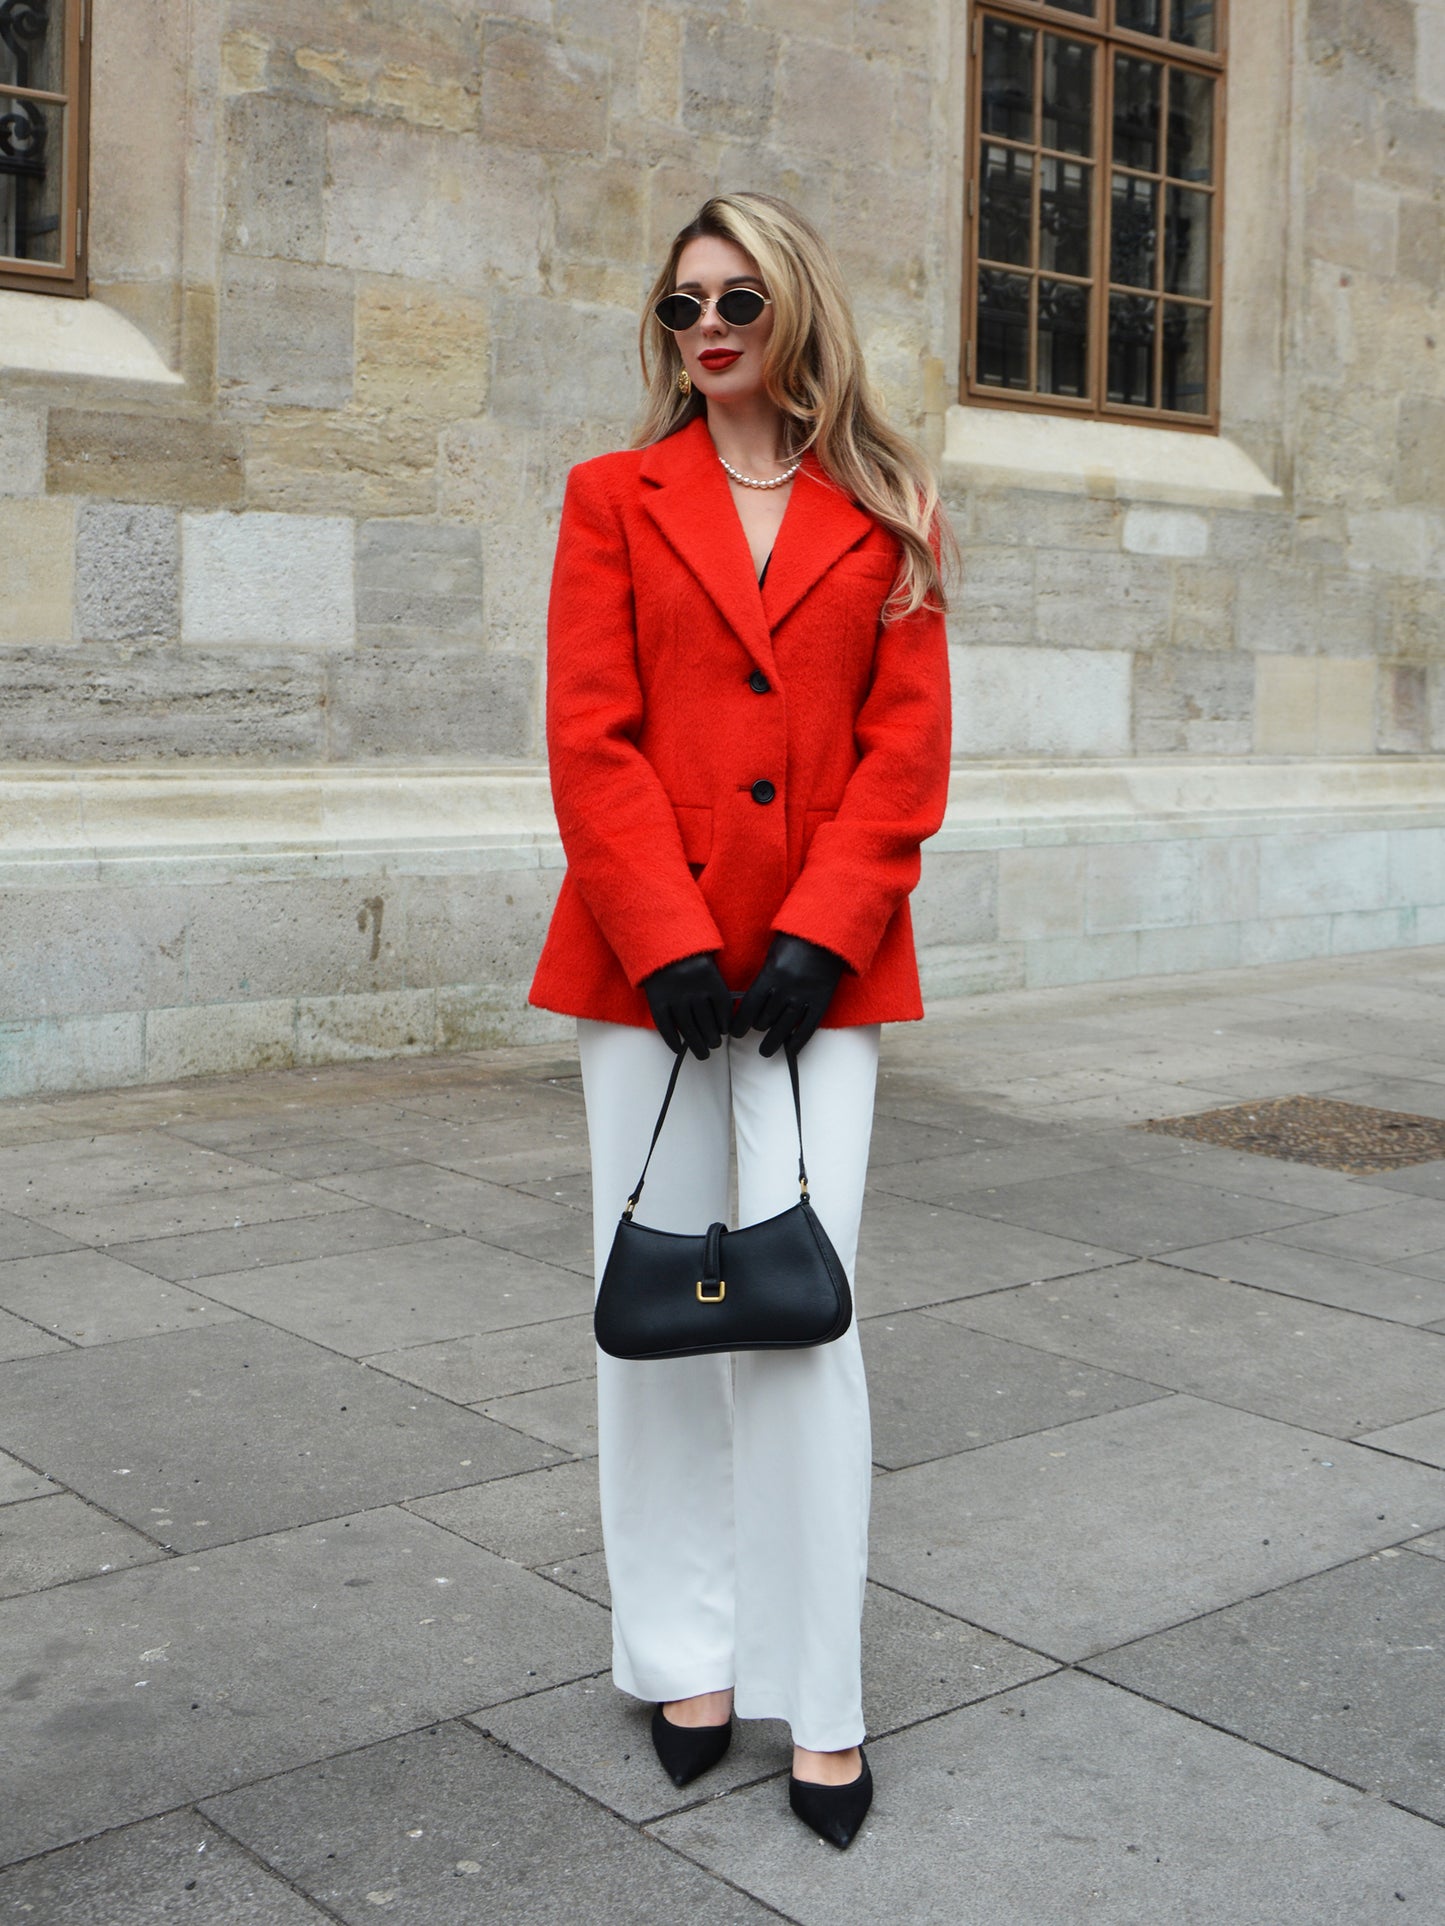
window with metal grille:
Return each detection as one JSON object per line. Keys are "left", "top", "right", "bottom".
{"left": 1, "top": 0, "right": 90, "bottom": 297}
{"left": 963, "top": 0, "right": 1225, "bottom": 428}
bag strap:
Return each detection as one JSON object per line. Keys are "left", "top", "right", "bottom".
{"left": 622, "top": 1040, "right": 810, "bottom": 1219}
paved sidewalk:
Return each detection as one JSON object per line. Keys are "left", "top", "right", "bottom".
{"left": 2, "top": 950, "right": 1445, "bottom": 1923}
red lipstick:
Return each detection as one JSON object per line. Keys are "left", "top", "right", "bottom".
{"left": 698, "top": 349, "right": 742, "bottom": 370}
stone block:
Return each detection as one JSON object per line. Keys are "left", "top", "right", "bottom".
{"left": 0, "top": 882, "right": 189, "bottom": 1021}
{"left": 997, "top": 845, "right": 1085, "bottom": 942}
{"left": 0, "top": 1011, "right": 143, "bottom": 1102}
{"left": 406, "top": 867, "right": 571, "bottom": 989}
{"left": 356, "top": 520, "right": 483, "bottom": 648}
{"left": 0, "top": 399, "right": 46, "bottom": 497}
{"left": 0, "top": 499, "right": 75, "bottom": 643}
{"left": 1330, "top": 906, "right": 1413, "bottom": 953}
{"left": 1086, "top": 840, "right": 1198, "bottom": 935}
{"left": 637, "top": 5, "right": 682, "bottom": 121}
{"left": 1316, "top": 572, "right": 1381, "bottom": 658}
{"left": 47, "top": 413, "right": 244, "bottom": 509}
{"left": 1123, "top": 505, "right": 1210, "bottom": 558}
{"left": 1397, "top": 196, "right": 1444, "bottom": 288}
{"left": 1378, "top": 660, "right": 1429, "bottom": 751}
{"left": 681, "top": 16, "right": 779, "bottom": 137}
{"left": 354, "top": 278, "right": 488, "bottom": 420}
{"left": 0, "top": 644, "right": 328, "bottom": 763}
{"left": 1133, "top": 650, "right": 1253, "bottom": 754}
{"left": 1422, "top": 1, "right": 1445, "bottom": 109}
{"left": 326, "top": 122, "right": 545, "bottom": 288}
{"left": 1135, "top": 921, "right": 1244, "bottom": 976}
{"left": 1309, "top": 0, "right": 1419, "bottom": 89}
{"left": 489, "top": 294, "right": 638, "bottom": 424}
{"left": 244, "top": 408, "right": 437, "bottom": 518}
{"left": 1346, "top": 507, "right": 1444, "bottom": 576}
{"left": 1387, "top": 826, "right": 1445, "bottom": 910}
{"left": 1255, "top": 656, "right": 1322, "bottom": 754}
{"left": 773, "top": 36, "right": 893, "bottom": 159}
{"left": 1197, "top": 836, "right": 1261, "bottom": 924}
{"left": 1235, "top": 564, "right": 1323, "bottom": 655}
{"left": 951, "top": 546, "right": 1035, "bottom": 649}
{"left": 909, "top": 851, "right": 997, "bottom": 948}
{"left": 551, "top": 157, "right": 649, "bottom": 268}
{"left": 1034, "top": 550, "right": 1171, "bottom": 651}
{"left": 1398, "top": 395, "right": 1445, "bottom": 504}
{"left": 1257, "top": 831, "right": 1392, "bottom": 918}
{"left": 1166, "top": 562, "right": 1238, "bottom": 651}
{"left": 293, "top": 987, "right": 440, "bottom": 1064}
{"left": 74, "top": 503, "right": 180, "bottom": 643}
{"left": 950, "top": 644, "right": 1132, "bottom": 757}
{"left": 145, "top": 999, "right": 299, "bottom": 1082}
{"left": 217, "top": 254, "right": 354, "bottom": 409}
{"left": 968, "top": 488, "right": 1121, "bottom": 551}
{"left": 221, "top": 94, "right": 326, "bottom": 261}
{"left": 482, "top": 24, "right": 608, "bottom": 151}
{"left": 182, "top": 512, "right": 355, "bottom": 647}
{"left": 325, "top": 647, "right": 536, "bottom": 757}
{"left": 1316, "top": 656, "right": 1379, "bottom": 752}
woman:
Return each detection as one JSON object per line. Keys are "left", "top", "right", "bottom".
{"left": 528, "top": 192, "right": 953, "bottom": 1848}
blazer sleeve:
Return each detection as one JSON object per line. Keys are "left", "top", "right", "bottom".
{"left": 769, "top": 586, "right": 953, "bottom": 976}
{"left": 545, "top": 460, "right": 725, "bottom": 987}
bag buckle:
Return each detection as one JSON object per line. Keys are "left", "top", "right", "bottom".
{"left": 696, "top": 1277, "right": 726, "bottom": 1303}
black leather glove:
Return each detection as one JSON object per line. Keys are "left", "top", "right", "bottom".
{"left": 728, "top": 933, "right": 846, "bottom": 1058}
{"left": 642, "top": 952, "right": 733, "bottom": 1059}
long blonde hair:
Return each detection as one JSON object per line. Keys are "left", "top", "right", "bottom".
{"left": 634, "top": 192, "right": 954, "bottom": 618}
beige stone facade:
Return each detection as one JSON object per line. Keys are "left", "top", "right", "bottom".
{"left": 1, "top": 0, "right": 1444, "bottom": 1095}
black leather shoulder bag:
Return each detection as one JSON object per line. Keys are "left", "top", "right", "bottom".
{"left": 594, "top": 1043, "right": 853, "bottom": 1362}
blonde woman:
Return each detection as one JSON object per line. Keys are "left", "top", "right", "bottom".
{"left": 528, "top": 193, "right": 953, "bottom": 1847}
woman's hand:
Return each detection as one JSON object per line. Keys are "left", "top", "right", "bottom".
{"left": 642, "top": 952, "right": 733, "bottom": 1059}
{"left": 728, "top": 934, "right": 846, "bottom": 1057}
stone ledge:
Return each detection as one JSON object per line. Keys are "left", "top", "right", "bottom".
{"left": 3, "top": 757, "right": 1444, "bottom": 885}
{"left": 0, "top": 291, "right": 184, "bottom": 392}
{"left": 944, "top": 405, "right": 1283, "bottom": 509}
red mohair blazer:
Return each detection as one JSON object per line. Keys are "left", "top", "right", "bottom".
{"left": 527, "top": 414, "right": 953, "bottom": 1030}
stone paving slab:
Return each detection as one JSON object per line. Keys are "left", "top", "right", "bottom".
{"left": 1265, "top": 1192, "right": 1445, "bottom": 1263}
{"left": 855, "top": 1190, "right": 1128, "bottom": 1314}
{"left": 188, "top": 1235, "right": 588, "bottom": 1358}
{"left": 0, "top": 1446, "right": 52, "bottom": 1504}
{"left": 314, "top": 1160, "right": 577, "bottom": 1239}
{"left": 0, "top": 1506, "right": 610, "bottom": 1865}
{"left": 1088, "top": 1548, "right": 1445, "bottom": 1825}
{"left": 0, "top": 1490, "right": 165, "bottom": 1598}
{"left": 937, "top": 1260, "right": 1445, "bottom": 1436}
{"left": 0, "top": 1318, "right": 556, "bottom": 1551}
{"left": 200, "top": 1719, "right": 775, "bottom": 1925}
{"left": 946, "top": 1163, "right": 1326, "bottom": 1255}
{"left": 109, "top": 1203, "right": 451, "bottom": 1284}
{"left": 535, "top": 1548, "right": 611, "bottom": 1607}
{"left": 480, "top": 1376, "right": 599, "bottom": 1458}
{"left": 0, "top": 1131, "right": 278, "bottom": 1212}
{"left": 12, "top": 1176, "right": 361, "bottom": 1249}
{"left": 1355, "top": 1408, "right": 1445, "bottom": 1470}
{"left": 0, "top": 1247, "right": 243, "bottom": 1345}
{"left": 366, "top": 1311, "right": 596, "bottom": 1404}
{"left": 870, "top": 1393, "right": 1445, "bottom": 1660}
{"left": 1163, "top": 1233, "right": 1445, "bottom": 1324}
{"left": 861, "top": 1307, "right": 1164, "bottom": 1468}
{"left": 651, "top": 1669, "right": 1445, "bottom": 1924}
{"left": 0, "top": 1207, "right": 76, "bottom": 1261}
{"left": 407, "top": 1458, "right": 603, "bottom": 1568}
{"left": 0, "top": 1302, "right": 68, "bottom": 1361}
{"left": 1130, "top": 1138, "right": 1393, "bottom": 1212}
{"left": 0, "top": 1810, "right": 328, "bottom": 1923}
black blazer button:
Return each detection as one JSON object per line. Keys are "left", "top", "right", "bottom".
{"left": 750, "top": 779, "right": 776, "bottom": 805}
{"left": 748, "top": 669, "right": 771, "bottom": 694}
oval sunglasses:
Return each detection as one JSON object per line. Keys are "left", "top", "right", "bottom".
{"left": 653, "top": 287, "right": 771, "bottom": 332}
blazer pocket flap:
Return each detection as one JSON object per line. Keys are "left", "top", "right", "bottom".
{"left": 672, "top": 803, "right": 713, "bottom": 866}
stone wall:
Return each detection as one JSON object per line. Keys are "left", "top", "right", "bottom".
{"left": 2, "top": 0, "right": 1445, "bottom": 1096}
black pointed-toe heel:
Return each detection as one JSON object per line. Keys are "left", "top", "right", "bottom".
{"left": 651, "top": 1703, "right": 733, "bottom": 1788}
{"left": 789, "top": 1748, "right": 872, "bottom": 1849}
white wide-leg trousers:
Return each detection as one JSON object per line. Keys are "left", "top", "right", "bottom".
{"left": 576, "top": 1016, "right": 880, "bottom": 1754}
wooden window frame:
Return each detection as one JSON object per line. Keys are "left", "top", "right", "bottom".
{"left": 962, "top": 0, "right": 1227, "bottom": 432}
{"left": 0, "top": 0, "right": 91, "bottom": 297}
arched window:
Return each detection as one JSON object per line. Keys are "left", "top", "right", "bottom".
{"left": 964, "top": 0, "right": 1225, "bottom": 427}
{"left": 0, "top": 0, "right": 90, "bottom": 297}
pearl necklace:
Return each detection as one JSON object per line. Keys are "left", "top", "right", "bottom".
{"left": 718, "top": 454, "right": 801, "bottom": 491}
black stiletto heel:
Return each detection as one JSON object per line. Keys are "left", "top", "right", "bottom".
{"left": 789, "top": 1748, "right": 872, "bottom": 1849}
{"left": 651, "top": 1703, "right": 733, "bottom": 1787}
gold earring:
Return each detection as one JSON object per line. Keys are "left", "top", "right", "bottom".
{"left": 677, "top": 368, "right": 692, "bottom": 398}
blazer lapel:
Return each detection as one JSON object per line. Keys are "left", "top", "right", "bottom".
{"left": 761, "top": 451, "right": 875, "bottom": 632}
{"left": 640, "top": 419, "right": 775, "bottom": 677}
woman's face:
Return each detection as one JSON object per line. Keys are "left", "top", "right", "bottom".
{"left": 670, "top": 235, "right": 775, "bottom": 408}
